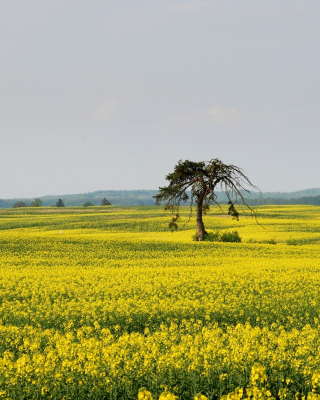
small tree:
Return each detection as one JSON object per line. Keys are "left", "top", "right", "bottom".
{"left": 30, "top": 198, "right": 43, "bottom": 207}
{"left": 83, "top": 201, "right": 94, "bottom": 207}
{"left": 12, "top": 200, "right": 28, "bottom": 208}
{"left": 55, "top": 199, "right": 65, "bottom": 207}
{"left": 101, "top": 198, "right": 111, "bottom": 206}
{"left": 154, "top": 159, "right": 258, "bottom": 241}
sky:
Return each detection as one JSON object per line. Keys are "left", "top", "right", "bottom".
{"left": 1, "top": 0, "right": 320, "bottom": 198}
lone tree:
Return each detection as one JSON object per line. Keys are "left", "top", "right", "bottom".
{"left": 101, "top": 198, "right": 111, "bottom": 206}
{"left": 30, "top": 198, "right": 43, "bottom": 207}
{"left": 55, "top": 199, "right": 65, "bottom": 207}
{"left": 154, "top": 159, "right": 258, "bottom": 241}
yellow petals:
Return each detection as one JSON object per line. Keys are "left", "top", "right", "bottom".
{"left": 194, "top": 394, "right": 208, "bottom": 400}
{"left": 0, "top": 205, "right": 319, "bottom": 398}
{"left": 158, "top": 391, "right": 178, "bottom": 400}
{"left": 138, "top": 388, "right": 154, "bottom": 400}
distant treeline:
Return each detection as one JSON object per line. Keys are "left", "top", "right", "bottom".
{"left": 0, "top": 190, "right": 157, "bottom": 208}
{"left": 245, "top": 195, "right": 320, "bottom": 206}
{"left": 244, "top": 188, "right": 320, "bottom": 200}
{"left": 1, "top": 189, "right": 320, "bottom": 208}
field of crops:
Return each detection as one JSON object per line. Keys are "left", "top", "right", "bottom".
{"left": 1, "top": 205, "right": 320, "bottom": 400}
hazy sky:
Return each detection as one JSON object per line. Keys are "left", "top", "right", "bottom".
{"left": 1, "top": 0, "right": 320, "bottom": 198}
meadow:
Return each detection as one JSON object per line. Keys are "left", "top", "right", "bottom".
{"left": 1, "top": 205, "right": 320, "bottom": 399}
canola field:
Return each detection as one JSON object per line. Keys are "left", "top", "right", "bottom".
{"left": 1, "top": 205, "right": 320, "bottom": 400}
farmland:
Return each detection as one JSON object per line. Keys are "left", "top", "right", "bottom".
{"left": 1, "top": 205, "right": 320, "bottom": 399}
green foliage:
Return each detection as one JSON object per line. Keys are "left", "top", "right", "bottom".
{"left": 169, "top": 214, "right": 180, "bottom": 232}
{"left": 228, "top": 201, "right": 239, "bottom": 220}
{"left": 101, "top": 197, "right": 111, "bottom": 206}
{"left": 220, "top": 230, "right": 242, "bottom": 242}
{"left": 193, "top": 230, "right": 242, "bottom": 243}
{"left": 55, "top": 199, "right": 64, "bottom": 207}
{"left": 30, "top": 198, "right": 43, "bottom": 207}
{"left": 83, "top": 201, "right": 94, "bottom": 207}
{"left": 205, "top": 231, "right": 221, "bottom": 242}
{"left": 202, "top": 200, "right": 210, "bottom": 215}
{"left": 12, "top": 200, "right": 28, "bottom": 208}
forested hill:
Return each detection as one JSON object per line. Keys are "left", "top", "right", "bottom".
{"left": 244, "top": 195, "right": 320, "bottom": 206}
{"left": 0, "top": 190, "right": 157, "bottom": 208}
{"left": 243, "top": 188, "right": 320, "bottom": 206}
{"left": 1, "top": 188, "right": 320, "bottom": 208}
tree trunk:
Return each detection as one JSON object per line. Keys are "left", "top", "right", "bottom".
{"left": 196, "top": 194, "right": 207, "bottom": 241}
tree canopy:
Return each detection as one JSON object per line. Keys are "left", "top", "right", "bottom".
{"left": 154, "top": 159, "right": 258, "bottom": 241}
{"left": 55, "top": 199, "right": 65, "bottom": 207}
{"left": 12, "top": 200, "right": 28, "bottom": 208}
{"left": 30, "top": 198, "right": 43, "bottom": 207}
{"left": 101, "top": 198, "right": 111, "bottom": 206}
{"left": 83, "top": 201, "right": 94, "bottom": 207}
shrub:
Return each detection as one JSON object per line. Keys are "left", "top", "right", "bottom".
{"left": 220, "top": 230, "right": 242, "bottom": 243}
{"left": 192, "top": 231, "right": 220, "bottom": 242}
{"left": 12, "top": 201, "right": 28, "bottom": 208}
{"left": 83, "top": 201, "right": 94, "bottom": 207}
{"left": 193, "top": 230, "right": 242, "bottom": 243}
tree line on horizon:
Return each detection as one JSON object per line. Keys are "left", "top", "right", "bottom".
{"left": 10, "top": 197, "right": 112, "bottom": 208}
{"left": 5, "top": 195, "right": 320, "bottom": 209}
{"left": 244, "top": 195, "right": 320, "bottom": 206}
{"left": 1, "top": 189, "right": 320, "bottom": 209}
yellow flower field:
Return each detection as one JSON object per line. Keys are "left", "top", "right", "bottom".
{"left": 1, "top": 205, "right": 320, "bottom": 399}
